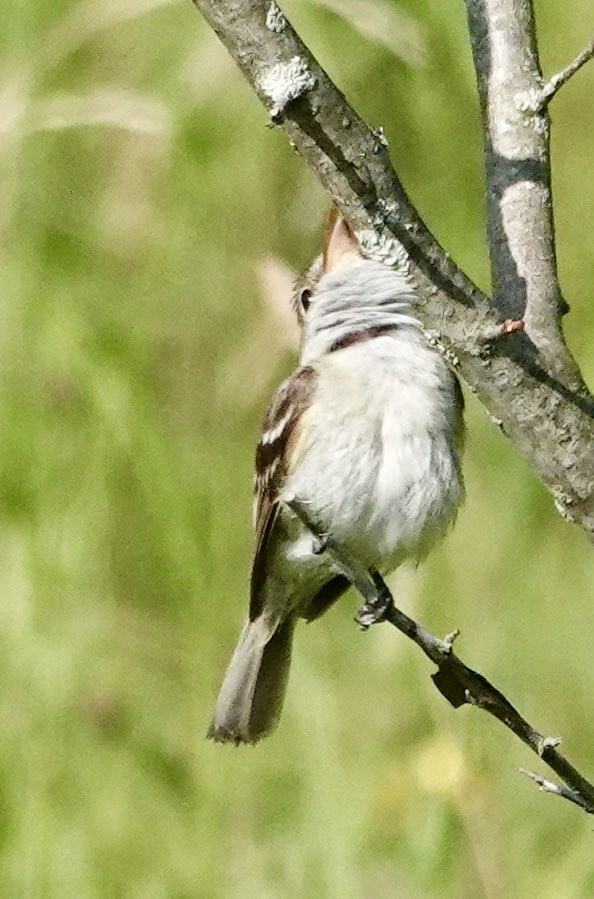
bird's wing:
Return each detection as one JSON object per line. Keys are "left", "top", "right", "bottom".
{"left": 250, "top": 364, "right": 317, "bottom": 620}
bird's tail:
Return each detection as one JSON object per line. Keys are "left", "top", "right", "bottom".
{"left": 208, "top": 615, "right": 296, "bottom": 744}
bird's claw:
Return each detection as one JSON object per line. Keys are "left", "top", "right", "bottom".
{"left": 312, "top": 533, "right": 330, "bottom": 555}
{"left": 356, "top": 571, "right": 394, "bottom": 630}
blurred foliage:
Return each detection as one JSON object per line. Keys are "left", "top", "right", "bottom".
{"left": 0, "top": 0, "right": 593, "bottom": 896}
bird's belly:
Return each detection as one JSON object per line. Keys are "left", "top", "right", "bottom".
{"left": 360, "top": 429, "right": 460, "bottom": 569}
{"left": 285, "top": 353, "right": 463, "bottom": 573}
{"left": 318, "top": 435, "right": 458, "bottom": 570}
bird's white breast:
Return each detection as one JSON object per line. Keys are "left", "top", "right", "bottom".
{"left": 285, "top": 330, "right": 464, "bottom": 572}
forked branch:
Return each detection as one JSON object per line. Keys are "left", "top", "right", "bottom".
{"left": 193, "top": 0, "right": 594, "bottom": 541}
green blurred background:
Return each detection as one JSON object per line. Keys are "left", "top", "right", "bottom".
{"left": 1, "top": 0, "right": 593, "bottom": 895}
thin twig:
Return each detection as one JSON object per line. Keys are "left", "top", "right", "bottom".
{"left": 519, "top": 769, "right": 594, "bottom": 814}
{"left": 286, "top": 495, "right": 594, "bottom": 815}
{"left": 540, "top": 38, "right": 594, "bottom": 106}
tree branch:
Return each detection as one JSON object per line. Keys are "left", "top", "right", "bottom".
{"left": 519, "top": 769, "right": 594, "bottom": 814}
{"left": 287, "top": 495, "right": 594, "bottom": 815}
{"left": 540, "top": 38, "right": 594, "bottom": 106}
{"left": 464, "top": 1, "right": 574, "bottom": 362}
{"left": 192, "top": 0, "right": 594, "bottom": 541}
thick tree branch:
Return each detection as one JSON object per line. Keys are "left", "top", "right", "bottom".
{"left": 287, "top": 495, "right": 594, "bottom": 815}
{"left": 192, "top": 0, "right": 594, "bottom": 541}
{"left": 464, "top": 0, "right": 583, "bottom": 375}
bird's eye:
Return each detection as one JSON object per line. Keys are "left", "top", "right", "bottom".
{"left": 299, "top": 288, "right": 312, "bottom": 312}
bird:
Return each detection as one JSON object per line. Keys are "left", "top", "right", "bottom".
{"left": 208, "top": 209, "right": 465, "bottom": 744}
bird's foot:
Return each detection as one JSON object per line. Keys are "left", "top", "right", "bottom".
{"left": 311, "top": 532, "right": 331, "bottom": 555}
{"left": 355, "top": 569, "right": 394, "bottom": 630}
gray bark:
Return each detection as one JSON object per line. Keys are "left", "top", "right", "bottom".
{"left": 465, "top": 0, "right": 581, "bottom": 370}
